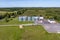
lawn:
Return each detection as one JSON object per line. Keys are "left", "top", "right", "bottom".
{"left": 22, "top": 25, "right": 60, "bottom": 40}
{"left": 0, "top": 17, "right": 33, "bottom": 25}
{"left": 0, "top": 25, "right": 60, "bottom": 40}
{"left": 0, "top": 26, "right": 24, "bottom": 40}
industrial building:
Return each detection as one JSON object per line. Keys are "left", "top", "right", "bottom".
{"left": 19, "top": 16, "right": 44, "bottom": 21}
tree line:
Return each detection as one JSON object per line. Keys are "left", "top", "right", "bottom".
{"left": 0, "top": 8, "right": 60, "bottom": 22}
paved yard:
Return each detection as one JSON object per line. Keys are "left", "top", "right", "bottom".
{"left": 39, "top": 20, "right": 60, "bottom": 33}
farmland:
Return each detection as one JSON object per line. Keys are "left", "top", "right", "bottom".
{"left": 0, "top": 7, "right": 60, "bottom": 40}
{"left": 0, "top": 26, "right": 23, "bottom": 40}
{"left": 0, "top": 17, "right": 33, "bottom": 25}
{"left": 0, "top": 7, "right": 60, "bottom": 25}
{"left": 0, "top": 25, "right": 60, "bottom": 40}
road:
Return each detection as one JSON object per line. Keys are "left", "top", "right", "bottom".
{"left": 0, "top": 23, "right": 39, "bottom": 26}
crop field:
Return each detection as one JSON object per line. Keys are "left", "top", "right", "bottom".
{"left": 0, "top": 25, "right": 60, "bottom": 40}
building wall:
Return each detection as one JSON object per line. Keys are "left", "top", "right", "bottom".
{"left": 19, "top": 16, "right": 44, "bottom": 21}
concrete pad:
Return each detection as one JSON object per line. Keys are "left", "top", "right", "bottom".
{"left": 19, "top": 25, "right": 23, "bottom": 29}
{"left": 39, "top": 20, "right": 60, "bottom": 33}
{"left": 57, "top": 32, "right": 60, "bottom": 33}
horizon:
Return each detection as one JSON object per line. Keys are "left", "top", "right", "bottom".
{"left": 0, "top": 7, "right": 60, "bottom": 8}
{"left": 0, "top": 0, "right": 60, "bottom": 7}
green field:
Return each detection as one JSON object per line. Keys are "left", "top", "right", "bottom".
{"left": 0, "top": 8, "right": 60, "bottom": 40}
{"left": 0, "top": 17, "right": 33, "bottom": 25}
{"left": 0, "top": 26, "right": 24, "bottom": 40}
{"left": 0, "top": 25, "right": 60, "bottom": 40}
{"left": 0, "top": 8, "right": 60, "bottom": 24}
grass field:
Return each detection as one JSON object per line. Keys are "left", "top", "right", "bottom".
{"left": 0, "top": 25, "right": 60, "bottom": 40}
{"left": 0, "top": 26, "right": 24, "bottom": 40}
{"left": 0, "top": 17, "right": 33, "bottom": 25}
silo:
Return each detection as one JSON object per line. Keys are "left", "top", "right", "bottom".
{"left": 27, "top": 16, "right": 31, "bottom": 21}
{"left": 23, "top": 16, "right": 27, "bottom": 21}
{"left": 19, "top": 16, "right": 23, "bottom": 21}
{"left": 32, "top": 16, "right": 39, "bottom": 21}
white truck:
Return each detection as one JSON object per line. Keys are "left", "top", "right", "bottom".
{"left": 48, "top": 19, "right": 56, "bottom": 23}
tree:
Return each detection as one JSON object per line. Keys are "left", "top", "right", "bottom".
{"left": 0, "top": 15, "right": 3, "bottom": 19}
{"left": 5, "top": 17, "right": 9, "bottom": 22}
{"left": 53, "top": 16, "right": 57, "bottom": 20}
{"left": 17, "top": 11, "right": 22, "bottom": 15}
{"left": 17, "top": 9, "right": 27, "bottom": 15}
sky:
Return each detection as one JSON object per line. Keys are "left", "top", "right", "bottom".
{"left": 0, "top": 0, "right": 60, "bottom": 7}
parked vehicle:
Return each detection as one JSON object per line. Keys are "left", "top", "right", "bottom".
{"left": 48, "top": 19, "right": 56, "bottom": 23}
